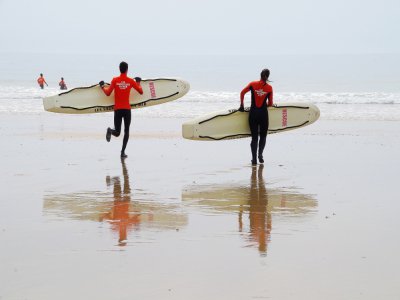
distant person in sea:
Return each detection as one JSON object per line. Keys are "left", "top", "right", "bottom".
{"left": 59, "top": 77, "right": 67, "bottom": 90}
{"left": 99, "top": 61, "right": 143, "bottom": 158}
{"left": 37, "top": 73, "right": 48, "bottom": 89}
{"left": 239, "top": 69, "right": 273, "bottom": 165}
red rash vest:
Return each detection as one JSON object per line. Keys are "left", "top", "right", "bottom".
{"left": 37, "top": 77, "right": 47, "bottom": 85}
{"left": 240, "top": 80, "right": 273, "bottom": 108}
{"left": 102, "top": 73, "right": 143, "bottom": 110}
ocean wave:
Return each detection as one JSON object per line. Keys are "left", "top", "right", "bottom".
{"left": 1, "top": 85, "right": 400, "bottom": 120}
{"left": 185, "top": 91, "right": 400, "bottom": 105}
{"left": 1, "top": 85, "right": 399, "bottom": 104}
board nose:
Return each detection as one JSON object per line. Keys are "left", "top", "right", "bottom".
{"left": 314, "top": 105, "right": 320, "bottom": 120}
{"left": 43, "top": 97, "right": 55, "bottom": 112}
{"left": 178, "top": 79, "right": 190, "bottom": 96}
{"left": 182, "top": 122, "right": 194, "bottom": 139}
{"left": 308, "top": 103, "right": 320, "bottom": 122}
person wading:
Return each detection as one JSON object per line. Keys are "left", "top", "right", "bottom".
{"left": 59, "top": 77, "right": 67, "bottom": 90}
{"left": 37, "top": 73, "right": 48, "bottom": 89}
{"left": 239, "top": 69, "right": 273, "bottom": 165}
{"left": 99, "top": 61, "right": 143, "bottom": 158}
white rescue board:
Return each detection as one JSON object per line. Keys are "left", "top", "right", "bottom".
{"left": 182, "top": 103, "right": 320, "bottom": 141}
{"left": 43, "top": 78, "right": 190, "bottom": 114}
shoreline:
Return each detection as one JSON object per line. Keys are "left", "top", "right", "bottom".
{"left": 1, "top": 112, "right": 400, "bottom": 299}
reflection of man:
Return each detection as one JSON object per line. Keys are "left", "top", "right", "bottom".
{"left": 99, "top": 158, "right": 140, "bottom": 246}
{"left": 239, "top": 164, "right": 272, "bottom": 255}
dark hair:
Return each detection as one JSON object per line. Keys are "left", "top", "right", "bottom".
{"left": 260, "top": 69, "right": 270, "bottom": 82}
{"left": 61, "top": 77, "right": 64, "bottom": 80}
{"left": 119, "top": 61, "right": 128, "bottom": 73}
{"left": 40, "top": 73, "right": 43, "bottom": 77}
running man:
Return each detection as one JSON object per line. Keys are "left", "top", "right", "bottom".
{"left": 59, "top": 77, "right": 67, "bottom": 90}
{"left": 239, "top": 69, "right": 273, "bottom": 165}
{"left": 99, "top": 61, "right": 143, "bottom": 158}
{"left": 37, "top": 73, "right": 48, "bottom": 89}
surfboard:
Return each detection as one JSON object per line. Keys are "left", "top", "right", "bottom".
{"left": 182, "top": 103, "right": 320, "bottom": 141}
{"left": 43, "top": 78, "right": 190, "bottom": 114}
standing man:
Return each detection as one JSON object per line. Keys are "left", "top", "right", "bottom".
{"left": 99, "top": 61, "right": 143, "bottom": 158}
{"left": 59, "top": 77, "right": 67, "bottom": 90}
{"left": 239, "top": 69, "right": 273, "bottom": 165}
{"left": 37, "top": 73, "right": 48, "bottom": 89}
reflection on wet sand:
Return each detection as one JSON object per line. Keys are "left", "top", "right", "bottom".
{"left": 246, "top": 164, "right": 271, "bottom": 253}
{"left": 99, "top": 159, "right": 139, "bottom": 246}
{"left": 182, "top": 164, "right": 317, "bottom": 255}
{"left": 43, "top": 159, "right": 187, "bottom": 246}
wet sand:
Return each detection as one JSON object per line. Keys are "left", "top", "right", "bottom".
{"left": 1, "top": 112, "right": 400, "bottom": 299}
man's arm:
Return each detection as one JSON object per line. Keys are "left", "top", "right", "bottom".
{"left": 131, "top": 78, "right": 143, "bottom": 95}
{"left": 267, "top": 88, "right": 273, "bottom": 106}
{"left": 240, "top": 83, "right": 251, "bottom": 106}
{"left": 239, "top": 83, "right": 251, "bottom": 111}
{"left": 101, "top": 79, "right": 115, "bottom": 96}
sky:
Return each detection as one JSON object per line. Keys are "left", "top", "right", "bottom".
{"left": 0, "top": 0, "right": 399, "bottom": 92}
{"left": 0, "top": 0, "right": 399, "bottom": 55}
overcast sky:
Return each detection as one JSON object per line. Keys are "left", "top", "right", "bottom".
{"left": 0, "top": 0, "right": 399, "bottom": 55}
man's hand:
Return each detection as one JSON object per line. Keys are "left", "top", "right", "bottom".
{"left": 99, "top": 81, "right": 105, "bottom": 88}
{"left": 134, "top": 77, "right": 142, "bottom": 83}
{"left": 238, "top": 105, "right": 244, "bottom": 112}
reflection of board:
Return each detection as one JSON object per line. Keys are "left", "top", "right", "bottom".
{"left": 43, "top": 192, "right": 188, "bottom": 228}
{"left": 43, "top": 78, "right": 190, "bottom": 114}
{"left": 182, "top": 103, "right": 320, "bottom": 141}
{"left": 182, "top": 185, "right": 317, "bottom": 214}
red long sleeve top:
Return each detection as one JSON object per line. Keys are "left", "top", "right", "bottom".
{"left": 102, "top": 73, "right": 143, "bottom": 110}
{"left": 240, "top": 80, "right": 273, "bottom": 108}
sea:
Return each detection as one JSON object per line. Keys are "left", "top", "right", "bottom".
{"left": 1, "top": 52, "right": 399, "bottom": 120}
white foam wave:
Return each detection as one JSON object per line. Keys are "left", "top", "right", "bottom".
{"left": 1, "top": 85, "right": 400, "bottom": 120}
{"left": 184, "top": 91, "right": 400, "bottom": 105}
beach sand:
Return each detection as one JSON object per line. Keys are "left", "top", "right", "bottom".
{"left": 1, "top": 111, "right": 400, "bottom": 299}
